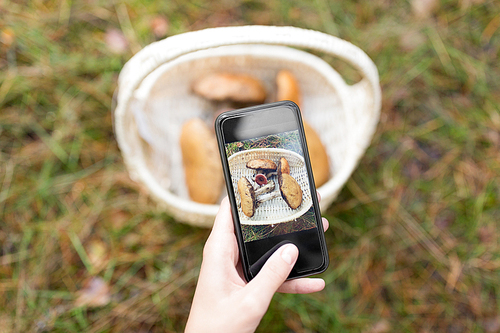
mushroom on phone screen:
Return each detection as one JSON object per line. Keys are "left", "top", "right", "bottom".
{"left": 247, "top": 158, "right": 278, "bottom": 184}
{"left": 238, "top": 177, "right": 256, "bottom": 217}
{"left": 246, "top": 159, "right": 277, "bottom": 174}
{"left": 255, "top": 174, "right": 268, "bottom": 186}
{"left": 238, "top": 177, "right": 278, "bottom": 217}
{"left": 278, "top": 172, "right": 303, "bottom": 210}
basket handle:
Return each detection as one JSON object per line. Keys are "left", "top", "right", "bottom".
{"left": 117, "top": 26, "right": 380, "bottom": 116}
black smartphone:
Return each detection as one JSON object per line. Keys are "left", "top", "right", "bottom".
{"left": 215, "top": 101, "right": 329, "bottom": 281}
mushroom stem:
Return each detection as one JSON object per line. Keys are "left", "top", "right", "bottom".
{"left": 265, "top": 171, "right": 278, "bottom": 178}
{"left": 256, "top": 190, "right": 281, "bottom": 204}
{"left": 255, "top": 180, "right": 275, "bottom": 196}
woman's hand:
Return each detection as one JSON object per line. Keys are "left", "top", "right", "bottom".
{"left": 185, "top": 196, "right": 329, "bottom": 333}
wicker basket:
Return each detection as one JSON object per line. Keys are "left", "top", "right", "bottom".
{"left": 228, "top": 148, "right": 312, "bottom": 225}
{"left": 113, "top": 26, "right": 381, "bottom": 228}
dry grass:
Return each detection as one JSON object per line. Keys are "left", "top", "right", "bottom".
{"left": 1, "top": 0, "right": 499, "bottom": 332}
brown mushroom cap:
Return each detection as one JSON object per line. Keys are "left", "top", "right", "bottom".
{"left": 278, "top": 173, "right": 303, "bottom": 210}
{"left": 192, "top": 73, "right": 266, "bottom": 103}
{"left": 246, "top": 159, "right": 277, "bottom": 172}
{"left": 237, "top": 177, "right": 256, "bottom": 217}
{"left": 277, "top": 157, "right": 290, "bottom": 175}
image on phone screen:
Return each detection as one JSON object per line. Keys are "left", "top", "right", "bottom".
{"left": 225, "top": 130, "right": 317, "bottom": 243}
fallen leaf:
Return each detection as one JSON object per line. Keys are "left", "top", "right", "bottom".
{"left": 75, "top": 277, "right": 111, "bottom": 307}
{"left": 478, "top": 225, "right": 495, "bottom": 244}
{"left": 105, "top": 28, "right": 128, "bottom": 54}
{"left": 87, "top": 239, "right": 109, "bottom": 272}
{"left": 108, "top": 208, "right": 130, "bottom": 230}
{"left": 411, "top": 0, "right": 439, "bottom": 19}
{"left": 434, "top": 211, "right": 454, "bottom": 230}
{"left": 365, "top": 319, "right": 391, "bottom": 333}
{"left": 150, "top": 16, "right": 169, "bottom": 38}
{"left": 483, "top": 316, "right": 500, "bottom": 333}
{"left": 288, "top": 7, "right": 302, "bottom": 20}
{"left": 400, "top": 29, "right": 426, "bottom": 52}
{"left": 0, "top": 28, "right": 15, "bottom": 47}
{"left": 123, "top": 233, "right": 141, "bottom": 249}
{"left": 0, "top": 313, "right": 13, "bottom": 332}
{"left": 467, "top": 286, "right": 483, "bottom": 316}
{"left": 485, "top": 129, "right": 500, "bottom": 147}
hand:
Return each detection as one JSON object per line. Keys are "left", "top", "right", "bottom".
{"left": 185, "top": 196, "right": 329, "bottom": 333}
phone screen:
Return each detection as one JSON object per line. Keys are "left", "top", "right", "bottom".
{"left": 216, "top": 101, "right": 328, "bottom": 280}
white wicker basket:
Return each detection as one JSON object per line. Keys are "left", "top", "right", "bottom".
{"left": 228, "top": 148, "right": 312, "bottom": 225}
{"left": 113, "top": 26, "right": 381, "bottom": 228}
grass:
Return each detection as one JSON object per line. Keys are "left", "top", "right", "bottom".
{"left": 1, "top": 0, "right": 499, "bottom": 332}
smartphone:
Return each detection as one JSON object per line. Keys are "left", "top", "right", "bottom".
{"left": 215, "top": 101, "right": 329, "bottom": 281}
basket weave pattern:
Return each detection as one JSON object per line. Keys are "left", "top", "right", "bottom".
{"left": 113, "top": 26, "right": 381, "bottom": 227}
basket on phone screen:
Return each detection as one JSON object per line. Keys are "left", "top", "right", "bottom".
{"left": 228, "top": 148, "right": 313, "bottom": 225}
{"left": 112, "top": 26, "right": 381, "bottom": 227}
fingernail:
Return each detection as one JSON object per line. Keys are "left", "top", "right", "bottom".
{"left": 281, "top": 245, "right": 297, "bottom": 265}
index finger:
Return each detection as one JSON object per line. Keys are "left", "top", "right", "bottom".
{"left": 210, "top": 196, "right": 234, "bottom": 235}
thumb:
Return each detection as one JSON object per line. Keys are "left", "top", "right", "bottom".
{"left": 246, "top": 244, "right": 298, "bottom": 302}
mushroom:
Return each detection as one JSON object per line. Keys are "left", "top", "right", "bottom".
{"left": 276, "top": 70, "right": 301, "bottom": 107}
{"left": 238, "top": 176, "right": 256, "bottom": 217}
{"left": 278, "top": 172, "right": 303, "bottom": 210}
{"left": 180, "top": 118, "right": 224, "bottom": 204}
{"left": 255, "top": 180, "right": 275, "bottom": 196}
{"left": 247, "top": 159, "right": 278, "bottom": 183}
{"left": 246, "top": 159, "right": 277, "bottom": 173}
{"left": 238, "top": 177, "right": 276, "bottom": 217}
{"left": 277, "top": 157, "right": 290, "bottom": 175}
